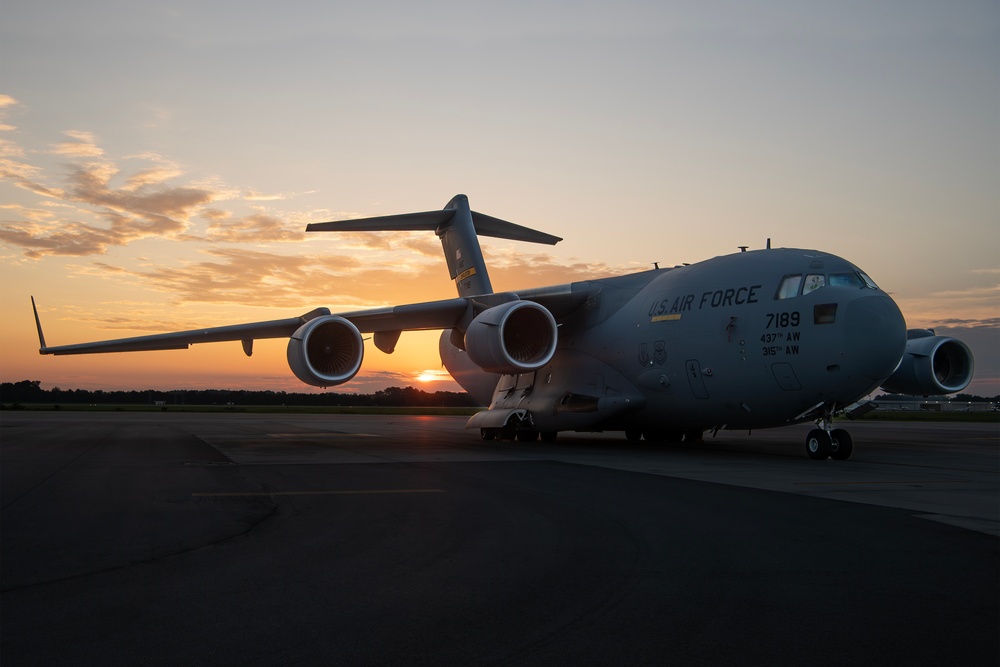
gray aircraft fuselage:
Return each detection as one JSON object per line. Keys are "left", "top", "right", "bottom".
{"left": 448, "top": 248, "right": 905, "bottom": 436}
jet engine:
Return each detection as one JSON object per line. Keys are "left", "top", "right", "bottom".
{"left": 286, "top": 315, "right": 364, "bottom": 387}
{"left": 464, "top": 301, "right": 558, "bottom": 375}
{"left": 879, "top": 330, "right": 974, "bottom": 395}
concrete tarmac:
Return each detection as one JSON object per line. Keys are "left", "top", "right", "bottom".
{"left": 2, "top": 412, "right": 997, "bottom": 665}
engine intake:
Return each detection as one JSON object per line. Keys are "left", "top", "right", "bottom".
{"left": 287, "top": 315, "right": 364, "bottom": 387}
{"left": 880, "top": 330, "right": 974, "bottom": 395}
{"left": 465, "top": 301, "right": 558, "bottom": 374}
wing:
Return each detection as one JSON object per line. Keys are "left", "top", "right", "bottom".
{"left": 32, "top": 297, "right": 470, "bottom": 356}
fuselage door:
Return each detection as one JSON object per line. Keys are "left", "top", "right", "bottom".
{"left": 685, "top": 359, "right": 709, "bottom": 399}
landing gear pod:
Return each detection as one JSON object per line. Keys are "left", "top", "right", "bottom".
{"left": 287, "top": 316, "right": 364, "bottom": 387}
{"left": 464, "top": 301, "right": 558, "bottom": 375}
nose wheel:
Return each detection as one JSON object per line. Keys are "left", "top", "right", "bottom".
{"left": 829, "top": 429, "right": 853, "bottom": 460}
{"left": 805, "top": 429, "right": 831, "bottom": 459}
{"left": 805, "top": 406, "right": 854, "bottom": 460}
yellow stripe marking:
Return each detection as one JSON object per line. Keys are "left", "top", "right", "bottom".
{"left": 651, "top": 314, "right": 682, "bottom": 322}
{"left": 456, "top": 267, "right": 477, "bottom": 282}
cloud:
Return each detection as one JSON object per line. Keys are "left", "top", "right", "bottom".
{"left": 930, "top": 317, "right": 1000, "bottom": 329}
{"left": 67, "top": 241, "right": 638, "bottom": 313}
{"left": 0, "top": 120, "right": 321, "bottom": 256}
{"left": 486, "top": 248, "right": 637, "bottom": 289}
{"left": 66, "top": 162, "right": 212, "bottom": 222}
{"left": 206, "top": 212, "right": 306, "bottom": 243}
{"left": 88, "top": 248, "right": 365, "bottom": 307}
{"left": 895, "top": 284, "right": 1000, "bottom": 328}
{"left": 243, "top": 189, "right": 294, "bottom": 201}
{"left": 0, "top": 220, "right": 116, "bottom": 259}
{"left": 121, "top": 166, "right": 185, "bottom": 191}
{"left": 0, "top": 154, "right": 216, "bottom": 256}
{"left": 1, "top": 130, "right": 216, "bottom": 255}
{"left": 51, "top": 131, "right": 104, "bottom": 157}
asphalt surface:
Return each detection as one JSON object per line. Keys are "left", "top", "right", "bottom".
{"left": 2, "top": 412, "right": 997, "bottom": 665}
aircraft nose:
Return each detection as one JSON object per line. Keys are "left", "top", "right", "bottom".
{"left": 844, "top": 294, "right": 907, "bottom": 381}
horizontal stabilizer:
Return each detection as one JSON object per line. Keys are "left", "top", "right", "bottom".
{"left": 306, "top": 210, "right": 450, "bottom": 233}
{"left": 307, "top": 207, "right": 561, "bottom": 245}
{"left": 470, "top": 211, "right": 562, "bottom": 245}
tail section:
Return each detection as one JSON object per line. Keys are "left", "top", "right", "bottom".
{"left": 306, "top": 195, "right": 561, "bottom": 298}
{"left": 438, "top": 195, "right": 493, "bottom": 296}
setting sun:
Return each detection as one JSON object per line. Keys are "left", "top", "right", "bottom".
{"left": 415, "top": 370, "right": 450, "bottom": 383}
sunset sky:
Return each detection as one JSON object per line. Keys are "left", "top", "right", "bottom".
{"left": 2, "top": 1, "right": 998, "bottom": 396}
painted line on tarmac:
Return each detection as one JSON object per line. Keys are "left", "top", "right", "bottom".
{"left": 192, "top": 488, "right": 445, "bottom": 497}
{"left": 794, "top": 480, "right": 970, "bottom": 486}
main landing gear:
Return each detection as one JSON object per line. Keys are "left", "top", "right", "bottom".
{"left": 805, "top": 408, "right": 854, "bottom": 460}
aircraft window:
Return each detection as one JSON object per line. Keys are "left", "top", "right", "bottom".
{"left": 829, "top": 272, "right": 865, "bottom": 288}
{"left": 859, "top": 271, "right": 879, "bottom": 289}
{"left": 803, "top": 274, "right": 826, "bottom": 293}
{"left": 776, "top": 275, "right": 802, "bottom": 299}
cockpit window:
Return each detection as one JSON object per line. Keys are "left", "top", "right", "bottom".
{"left": 776, "top": 274, "right": 802, "bottom": 300}
{"left": 829, "top": 272, "right": 865, "bottom": 288}
{"left": 859, "top": 271, "right": 878, "bottom": 289}
{"left": 803, "top": 274, "right": 826, "bottom": 293}
{"left": 777, "top": 270, "right": 877, "bottom": 300}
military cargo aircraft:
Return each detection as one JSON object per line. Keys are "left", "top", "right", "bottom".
{"left": 32, "top": 195, "right": 974, "bottom": 459}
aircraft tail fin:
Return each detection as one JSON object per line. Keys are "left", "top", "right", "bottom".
{"left": 306, "top": 195, "right": 561, "bottom": 298}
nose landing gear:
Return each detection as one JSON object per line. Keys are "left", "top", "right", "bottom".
{"left": 805, "top": 405, "right": 854, "bottom": 460}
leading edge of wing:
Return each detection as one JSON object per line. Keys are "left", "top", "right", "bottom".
{"left": 33, "top": 298, "right": 470, "bottom": 356}
{"left": 34, "top": 305, "right": 333, "bottom": 356}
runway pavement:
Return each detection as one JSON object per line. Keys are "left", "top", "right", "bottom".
{"left": 1, "top": 412, "right": 997, "bottom": 665}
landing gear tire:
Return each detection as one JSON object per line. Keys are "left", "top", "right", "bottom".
{"left": 830, "top": 429, "right": 853, "bottom": 460}
{"left": 481, "top": 428, "right": 499, "bottom": 441}
{"left": 806, "top": 429, "right": 831, "bottom": 460}
{"left": 540, "top": 431, "right": 558, "bottom": 442}
{"left": 625, "top": 429, "right": 643, "bottom": 442}
{"left": 516, "top": 430, "right": 539, "bottom": 442}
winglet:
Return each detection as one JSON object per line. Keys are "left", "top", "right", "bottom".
{"left": 31, "top": 296, "right": 48, "bottom": 353}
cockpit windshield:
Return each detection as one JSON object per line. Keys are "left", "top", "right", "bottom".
{"left": 775, "top": 270, "right": 878, "bottom": 299}
{"left": 829, "top": 272, "right": 865, "bottom": 288}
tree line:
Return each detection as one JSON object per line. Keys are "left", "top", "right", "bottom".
{"left": 1, "top": 380, "right": 480, "bottom": 408}
{"left": 3, "top": 381, "right": 996, "bottom": 409}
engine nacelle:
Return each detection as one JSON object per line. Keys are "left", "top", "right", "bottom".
{"left": 879, "top": 330, "right": 974, "bottom": 395}
{"left": 464, "top": 301, "right": 558, "bottom": 375}
{"left": 286, "top": 315, "right": 364, "bottom": 387}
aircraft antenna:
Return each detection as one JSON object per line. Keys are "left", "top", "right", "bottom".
{"left": 738, "top": 246, "right": 748, "bottom": 253}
